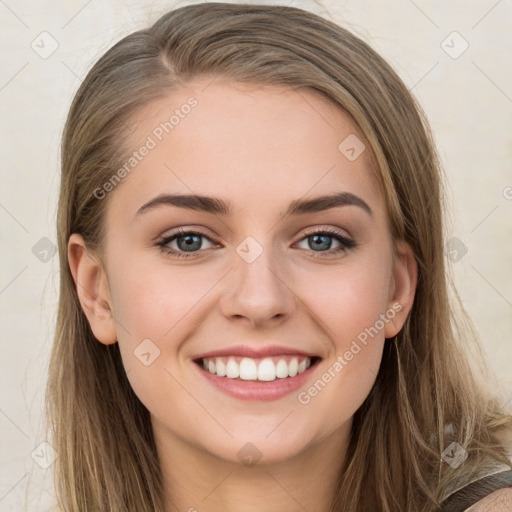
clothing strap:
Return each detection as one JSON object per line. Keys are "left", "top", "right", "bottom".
{"left": 439, "top": 469, "right": 512, "bottom": 512}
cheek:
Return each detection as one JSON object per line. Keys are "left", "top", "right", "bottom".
{"left": 107, "top": 259, "right": 221, "bottom": 399}
{"left": 296, "top": 255, "right": 392, "bottom": 348}
{"left": 109, "top": 259, "right": 217, "bottom": 343}
{"left": 297, "top": 267, "right": 389, "bottom": 437}
{"left": 293, "top": 252, "right": 391, "bottom": 417}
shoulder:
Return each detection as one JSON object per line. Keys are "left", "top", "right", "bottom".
{"left": 464, "top": 487, "right": 512, "bottom": 511}
{"left": 439, "top": 467, "right": 512, "bottom": 512}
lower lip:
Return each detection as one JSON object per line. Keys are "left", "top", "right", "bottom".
{"left": 194, "top": 359, "right": 320, "bottom": 401}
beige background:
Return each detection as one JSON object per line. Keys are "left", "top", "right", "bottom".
{"left": 1, "top": 0, "right": 511, "bottom": 509}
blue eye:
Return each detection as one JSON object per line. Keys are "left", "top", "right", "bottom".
{"left": 295, "top": 228, "right": 355, "bottom": 256}
{"left": 157, "top": 228, "right": 215, "bottom": 259}
{"left": 156, "top": 227, "right": 355, "bottom": 259}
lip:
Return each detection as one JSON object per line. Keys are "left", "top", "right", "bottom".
{"left": 193, "top": 344, "right": 319, "bottom": 360}
{"left": 192, "top": 355, "right": 322, "bottom": 402}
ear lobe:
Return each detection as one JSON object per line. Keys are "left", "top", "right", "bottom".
{"left": 384, "top": 240, "right": 418, "bottom": 338}
{"left": 67, "top": 233, "right": 118, "bottom": 345}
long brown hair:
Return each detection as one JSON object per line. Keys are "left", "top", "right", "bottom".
{"left": 46, "top": 3, "right": 512, "bottom": 510}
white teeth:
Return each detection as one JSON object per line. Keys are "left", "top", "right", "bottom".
{"left": 216, "top": 358, "right": 226, "bottom": 377}
{"left": 225, "top": 357, "right": 240, "bottom": 378}
{"left": 239, "top": 358, "right": 258, "bottom": 380}
{"left": 257, "top": 358, "right": 276, "bottom": 381}
{"left": 200, "top": 355, "right": 313, "bottom": 381}
{"left": 276, "top": 359, "right": 289, "bottom": 378}
{"left": 288, "top": 358, "right": 299, "bottom": 377}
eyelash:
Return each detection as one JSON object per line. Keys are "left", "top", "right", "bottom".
{"left": 156, "top": 227, "right": 356, "bottom": 259}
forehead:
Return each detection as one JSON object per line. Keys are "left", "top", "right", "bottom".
{"left": 109, "top": 78, "right": 384, "bottom": 221}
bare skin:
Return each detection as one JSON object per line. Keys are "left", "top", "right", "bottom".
{"left": 68, "top": 77, "right": 417, "bottom": 512}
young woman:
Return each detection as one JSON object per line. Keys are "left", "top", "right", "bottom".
{"left": 46, "top": 3, "right": 512, "bottom": 511}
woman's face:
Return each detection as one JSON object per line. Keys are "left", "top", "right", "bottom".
{"left": 70, "top": 78, "right": 416, "bottom": 466}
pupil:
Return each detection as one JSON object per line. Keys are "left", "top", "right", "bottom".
{"left": 311, "top": 234, "right": 331, "bottom": 251}
{"left": 179, "top": 235, "right": 201, "bottom": 251}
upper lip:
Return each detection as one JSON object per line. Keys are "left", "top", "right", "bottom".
{"left": 193, "top": 344, "right": 320, "bottom": 360}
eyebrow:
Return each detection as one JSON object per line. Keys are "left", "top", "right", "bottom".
{"left": 135, "top": 191, "right": 373, "bottom": 219}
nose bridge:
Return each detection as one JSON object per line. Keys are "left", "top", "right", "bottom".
{"left": 219, "top": 233, "right": 297, "bottom": 325}
{"left": 236, "top": 233, "right": 289, "bottom": 297}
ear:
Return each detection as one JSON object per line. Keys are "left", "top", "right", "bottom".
{"left": 67, "top": 233, "right": 117, "bottom": 345}
{"left": 384, "top": 240, "right": 418, "bottom": 338}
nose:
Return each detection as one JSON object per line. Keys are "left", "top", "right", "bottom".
{"left": 218, "top": 238, "right": 297, "bottom": 329}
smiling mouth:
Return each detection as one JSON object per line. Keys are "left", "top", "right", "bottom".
{"left": 194, "top": 355, "right": 322, "bottom": 382}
